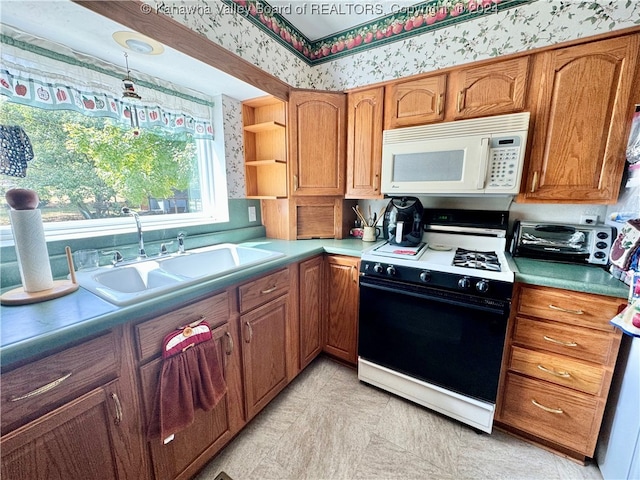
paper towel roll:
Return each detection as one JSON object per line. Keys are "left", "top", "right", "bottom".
{"left": 9, "top": 209, "right": 54, "bottom": 292}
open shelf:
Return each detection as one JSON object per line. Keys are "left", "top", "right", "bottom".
{"left": 244, "top": 121, "right": 285, "bottom": 133}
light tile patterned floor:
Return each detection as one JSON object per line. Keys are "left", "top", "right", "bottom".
{"left": 195, "top": 357, "right": 603, "bottom": 480}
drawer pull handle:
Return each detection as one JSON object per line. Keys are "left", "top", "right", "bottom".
{"left": 178, "top": 315, "right": 206, "bottom": 330}
{"left": 225, "top": 331, "right": 234, "bottom": 355}
{"left": 531, "top": 171, "right": 539, "bottom": 193}
{"left": 437, "top": 93, "right": 444, "bottom": 115}
{"left": 543, "top": 335, "right": 578, "bottom": 347}
{"left": 244, "top": 321, "right": 253, "bottom": 343}
{"left": 457, "top": 90, "right": 465, "bottom": 112}
{"left": 9, "top": 372, "right": 72, "bottom": 401}
{"left": 261, "top": 286, "right": 277, "bottom": 294}
{"left": 531, "top": 399, "right": 563, "bottom": 414}
{"left": 548, "top": 304, "right": 584, "bottom": 315}
{"left": 111, "top": 392, "right": 123, "bottom": 425}
{"left": 537, "top": 364, "right": 571, "bottom": 378}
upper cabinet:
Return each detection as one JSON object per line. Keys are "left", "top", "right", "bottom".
{"left": 521, "top": 34, "right": 640, "bottom": 204}
{"left": 242, "top": 96, "right": 288, "bottom": 199}
{"left": 449, "top": 57, "right": 530, "bottom": 120}
{"left": 288, "top": 90, "right": 347, "bottom": 196}
{"left": 346, "top": 87, "right": 384, "bottom": 199}
{"left": 383, "top": 74, "right": 446, "bottom": 129}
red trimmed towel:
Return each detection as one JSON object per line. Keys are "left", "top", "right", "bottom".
{"left": 147, "top": 321, "right": 227, "bottom": 442}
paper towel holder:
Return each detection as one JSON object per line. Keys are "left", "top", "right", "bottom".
{"left": 1, "top": 246, "right": 79, "bottom": 306}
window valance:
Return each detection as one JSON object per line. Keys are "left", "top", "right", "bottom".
{"left": 0, "top": 31, "right": 214, "bottom": 140}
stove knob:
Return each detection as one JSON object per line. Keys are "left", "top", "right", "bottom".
{"left": 373, "top": 263, "right": 383, "bottom": 274}
{"left": 386, "top": 265, "right": 397, "bottom": 276}
{"left": 458, "top": 277, "right": 472, "bottom": 289}
{"left": 419, "top": 271, "right": 432, "bottom": 283}
{"left": 476, "top": 279, "right": 490, "bottom": 293}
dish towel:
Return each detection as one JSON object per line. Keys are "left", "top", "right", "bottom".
{"left": 0, "top": 125, "right": 34, "bottom": 177}
{"left": 147, "top": 320, "right": 227, "bottom": 443}
{"left": 610, "top": 219, "right": 640, "bottom": 270}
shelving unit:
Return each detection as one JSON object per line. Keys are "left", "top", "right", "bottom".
{"left": 242, "top": 96, "right": 287, "bottom": 199}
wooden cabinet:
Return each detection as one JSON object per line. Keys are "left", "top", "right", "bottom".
{"left": 239, "top": 269, "right": 290, "bottom": 420}
{"left": 135, "top": 291, "right": 242, "bottom": 480}
{"left": 323, "top": 255, "right": 360, "bottom": 365}
{"left": 299, "top": 256, "right": 324, "bottom": 369}
{"left": 449, "top": 57, "right": 529, "bottom": 119}
{"left": 496, "top": 284, "right": 624, "bottom": 461}
{"left": 1, "top": 328, "right": 147, "bottom": 480}
{"left": 521, "top": 34, "right": 640, "bottom": 204}
{"left": 242, "top": 96, "right": 288, "bottom": 199}
{"left": 346, "top": 87, "right": 384, "bottom": 199}
{"left": 384, "top": 74, "right": 446, "bottom": 129}
{"left": 288, "top": 90, "right": 347, "bottom": 196}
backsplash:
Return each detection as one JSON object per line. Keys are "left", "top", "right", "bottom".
{"left": 156, "top": 0, "right": 640, "bottom": 90}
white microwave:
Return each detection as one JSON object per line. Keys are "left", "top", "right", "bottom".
{"left": 381, "top": 112, "right": 530, "bottom": 196}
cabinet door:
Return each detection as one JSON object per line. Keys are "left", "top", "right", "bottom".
{"left": 241, "top": 295, "right": 289, "bottom": 420}
{"left": 288, "top": 90, "right": 347, "bottom": 196}
{"left": 1, "top": 381, "right": 138, "bottom": 480}
{"left": 139, "top": 323, "right": 238, "bottom": 480}
{"left": 299, "top": 256, "right": 323, "bottom": 369}
{"left": 522, "top": 34, "right": 640, "bottom": 203}
{"left": 323, "top": 255, "right": 360, "bottom": 365}
{"left": 451, "top": 57, "right": 529, "bottom": 119}
{"left": 384, "top": 74, "right": 446, "bottom": 129}
{"left": 346, "top": 87, "right": 384, "bottom": 198}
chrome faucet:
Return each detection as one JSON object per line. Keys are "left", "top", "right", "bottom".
{"left": 121, "top": 207, "right": 146, "bottom": 259}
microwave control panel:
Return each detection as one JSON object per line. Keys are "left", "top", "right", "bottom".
{"left": 487, "top": 136, "right": 522, "bottom": 189}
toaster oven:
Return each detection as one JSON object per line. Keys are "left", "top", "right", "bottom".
{"left": 510, "top": 221, "right": 615, "bottom": 266}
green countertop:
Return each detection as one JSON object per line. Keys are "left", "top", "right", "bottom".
{"left": 513, "top": 257, "right": 629, "bottom": 299}
{"left": 1, "top": 237, "right": 630, "bottom": 368}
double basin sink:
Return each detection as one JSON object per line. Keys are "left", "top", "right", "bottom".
{"left": 74, "top": 243, "right": 285, "bottom": 306}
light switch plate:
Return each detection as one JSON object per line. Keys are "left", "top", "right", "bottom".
{"left": 248, "top": 206, "right": 257, "bottom": 222}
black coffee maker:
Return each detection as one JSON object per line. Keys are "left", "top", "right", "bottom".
{"left": 382, "top": 197, "right": 424, "bottom": 246}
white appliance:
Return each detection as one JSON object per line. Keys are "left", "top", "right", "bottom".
{"left": 381, "top": 112, "right": 530, "bottom": 196}
{"left": 358, "top": 209, "right": 514, "bottom": 433}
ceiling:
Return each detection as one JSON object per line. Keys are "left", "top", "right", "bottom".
{"left": 0, "top": 0, "right": 416, "bottom": 100}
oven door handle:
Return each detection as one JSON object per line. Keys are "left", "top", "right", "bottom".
{"left": 359, "top": 278, "right": 509, "bottom": 316}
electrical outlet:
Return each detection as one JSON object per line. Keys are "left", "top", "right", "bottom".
{"left": 248, "top": 206, "right": 257, "bottom": 222}
{"left": 580, "top": 214, "right": 598, "bottom": 225}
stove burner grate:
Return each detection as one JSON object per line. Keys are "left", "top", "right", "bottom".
{"left": 453, "top": 248, "right": 501, "bottom": 272}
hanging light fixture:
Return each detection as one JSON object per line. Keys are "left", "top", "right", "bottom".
{"left": 121, "top": 52, "right": 141, "bottom": 136}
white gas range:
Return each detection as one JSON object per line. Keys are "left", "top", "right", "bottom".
{"left": 357, "top": 209, "right": 515, "bottom": 433}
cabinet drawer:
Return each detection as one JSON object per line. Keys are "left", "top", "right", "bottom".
{"left": 1, "top": 331, "right": 119, "bottom": 433}
{"left": 509, "top": 346, "right": 606, "bottom": 395}
{"left": 517, "top": 285, "right": 623, "bottom": 331}
{"left": 513, "top": 316, "right": 618, "bottom": 364}
{"left": 239, "top": 268, "right": 289, "bottom": 313}
{"left": 500, "top": 372, "right": 600, "bottom": 455}
{"left": 135, "top": 291, "right": 231, "bottom": 362}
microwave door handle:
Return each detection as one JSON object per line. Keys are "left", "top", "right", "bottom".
{"left": 477, "top": 138, "right": 490, "bottom": 189}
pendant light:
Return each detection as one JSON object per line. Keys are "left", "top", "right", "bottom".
{"left": 121, "top": 52, "right": 141, "bottom": 136}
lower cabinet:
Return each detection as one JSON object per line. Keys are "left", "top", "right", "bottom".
{"left": 135, "top": 291, "right": 242, "bottom": 480}
{"left": 238, "top": 268, "right": 290, "bottom": 421}
{"left": 323, "top": 255, "right": 360, "bottom": 365}
{"left": 0, "top": 327, "right": 148, "bottom": 480}
{"left": 299, "top": 255, "right": 324, "bottom": 369}
{"left": 2, "top": 380, "right": 138, "bottom": 480}
{"left": 495, "top": 284, "right": 625, "bottom": 462}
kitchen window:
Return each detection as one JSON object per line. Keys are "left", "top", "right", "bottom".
{"left": 0, "top": 36, "right": 228, "bottom": 245}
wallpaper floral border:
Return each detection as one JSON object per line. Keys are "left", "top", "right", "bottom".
{"left": 222, "top": 0, "right": 534, "bottom": 64}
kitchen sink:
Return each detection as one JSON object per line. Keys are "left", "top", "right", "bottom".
{"left": 74, "top": 243, "right": 284, "bottom": 306}
{"left": 159, "top": 243, "right": 284, "bottom": 279}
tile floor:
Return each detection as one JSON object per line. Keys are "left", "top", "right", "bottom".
{"left": 195, "top": 357, "right": 603, "bottom": 480}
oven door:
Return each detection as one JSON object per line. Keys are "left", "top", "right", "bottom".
{"left": 358, "top": 276, "right": 510, "bottom": 404}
